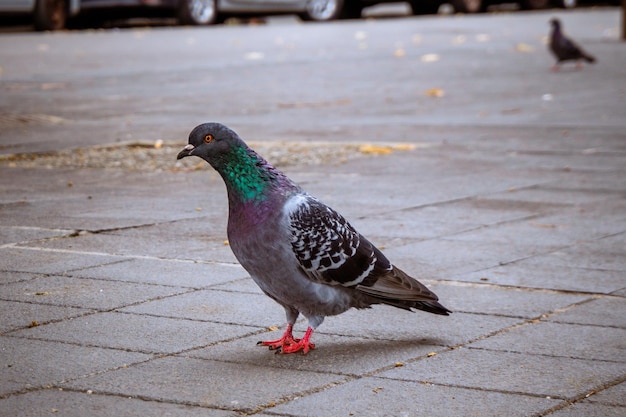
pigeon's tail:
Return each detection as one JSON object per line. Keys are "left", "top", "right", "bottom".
{"left": 583, "top": 53, "right": 596, "bottom": 63}
{"left": 413, "top": 301, "right": 452, "bottom": 316}
{"left": 355, "top": 266, "right": 452, "bottom": 316}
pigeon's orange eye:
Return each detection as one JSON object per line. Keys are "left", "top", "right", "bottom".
{"left": 204, "top": 134, "right": 214, "bottom": 143}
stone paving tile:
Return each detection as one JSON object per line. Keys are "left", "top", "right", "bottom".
{"left": 0, "top": 271, "right": 38, "bottom": 285}
{"left": 469, "top": 321, "right": 626, "bottom": 363}
{"left": 0, "top": 225, "right": 72, "bottom": 246}
{"left": 424, "top": 280, "right": 589, "bottom": 318}
{"left": 11, "top": 311, "right": 259, "bottom": 354}
{"left": 0, "top": 300, "right": 91, "bottom": 334}
{"left": 614, "top": 288, "right": 626, "bottom": 296}
{"left": 458, "top": 260, "right": 625, "bottom": 293}
{"left": 317, "top": 308, "right": 521, "bottom": 347}
{"left": 119, "top": 289, "right": 287, "bottom": 328}
{"left": 188, "top": 332, "right": 442, "bottom": 375}
{"left": 486, "top": 186, "right": 622, "bottom": 206}
{"left": 534, "top": 232, "right": 626, "bottom": 272}
{"left": 378, "top": 347, "right": 623, "bottom": 399}
{"left": 447, "top": 211, "right": 619, "bottom": 251}
{"left": 584, "top": 382, "right": 626, "bottom": 406}
{"left": 0, "top": 336, "right": 150, "bottom": 397}
{"left": 0, "top": 274, "right": 191, "bottom": 310}
{"left": 545, "top": 296, "right": 626, "bottom": 328}
{"left": 0, "top": 169, "right": 219, "bottom": 230}
{"left": 268, "top": 376, "right": 560, "bottom": 417}
{"left": 19, "top": 229, "right": 238, "bottom": 264}
{"left": 60, "top": 356, "right": 347, "bottom": 413}
{"left": 350, "top": 196, "right": 542, "bottom": 241}
{"left": 71, "top": 257, "right": 248, "bottom": 288}
{"left": 384, "top": 238, "right": 540, "bottom": 277}
{"left": 545, "top": 402, "right": 626, "bottom": 417}
{"left": 0, "top": 247, "right": 128, "bottom": 275}
{"left": 0, "top": 389, "right": 233, "bottom": 417}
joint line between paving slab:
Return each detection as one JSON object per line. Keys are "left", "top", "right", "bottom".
{"left": 465, "top": 345, "right": 626, "bottom": 365}
{"left": 533, "top": 374, "right": 626, "bottom": 417}
{"left": 372, "top": 374, "right": 571, "bottom": 402}
{"left": 3, "top": 244, "right": 241, "bottom": 268}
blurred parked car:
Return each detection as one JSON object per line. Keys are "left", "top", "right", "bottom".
{"left": 0, "top": 0, "right": 448, "bottom": 30}
{"left": 450, "top": 0, "right": 585, "bottom": 12}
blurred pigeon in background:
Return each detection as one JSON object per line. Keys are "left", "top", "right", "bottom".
{"left": 549, "top": 18, "right": 596, "bottom": 71}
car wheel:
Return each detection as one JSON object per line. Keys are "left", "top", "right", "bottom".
{"left": 178, "top": 0, "right": 217, "bottom": 25}
{"left": 556, "top": 0, "right": 577, "bottom": 7}
{"left": 302, "top": 0, "right": 344, "bottom": 21}
{"left": 452, "top": 0, "right": 483, "bottom": 13}
{"left": 33, "top": 0, "right": 67, "bottom": 31}
{"left": 520, "top": 0, "right": 549, "bottom": 9}
{"left": 410, "top": 0, "right": 440, "bottom": 15}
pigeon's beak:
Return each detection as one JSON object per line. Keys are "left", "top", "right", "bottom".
{"left": 177, "top": 144, "right": 195, "bottom": 160}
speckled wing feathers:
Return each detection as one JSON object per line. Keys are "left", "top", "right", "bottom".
{"left": 287, "top": 195, "right": 391, "bottom": 288}
{"left": 285, "top": 194, "right": 447, "bottom": 314}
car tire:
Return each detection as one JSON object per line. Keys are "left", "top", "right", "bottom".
{"left": 301, "top": 0, "right": 344, "bottom": 21}
{"left": 410, "top": 0, "right": 440, "bottom": 15}
{"left": 520, "top": 0, "right": 549, "bottom": 9}
{"left": 178, "top": 0, "right": 218, "bottom": 25}
{"left": 452, "top": 0, "right": 484, "bottom": 13}
{"left": 33, "top": 0, "right": 67, "bottom": 31}
{"left": 554, "top": 0, "right": 576, "bottom": 7}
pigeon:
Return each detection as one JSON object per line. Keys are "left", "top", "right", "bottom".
{"left": 549, "top": 18, "right": 596, "bottom": 71}
{"left": 177, "top": 123, "right": 450, "bottom": 354}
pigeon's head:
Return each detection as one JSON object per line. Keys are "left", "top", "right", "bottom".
{"left": 177, "top": 122, "right": 242, "bottom": 166}
{"left": 550, "top": 18, "right": 561, "bottom": 30}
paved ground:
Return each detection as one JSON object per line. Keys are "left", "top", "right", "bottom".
{"left": 1, "top": 8, "right": 625, "bottom": 417}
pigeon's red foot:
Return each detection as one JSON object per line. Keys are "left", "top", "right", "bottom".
{"left": 258, "top": 325, "right": 315, "bottom": 354}
{"left": 258, "top": 323, "right": 297, "bottom": 350}
{"left": 280, "top": 327, "right": 315, "bottom": 354}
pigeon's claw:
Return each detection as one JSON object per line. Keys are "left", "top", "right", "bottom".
{"left": 258, "top": 325, "right": 315, "bottom": 354}
{"left": 279, "top": 327, "right": 315, "bottom": 355}
{"left": 258, "top": 324, "right": 298, "bottom": 351}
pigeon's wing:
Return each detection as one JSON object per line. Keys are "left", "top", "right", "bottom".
{"left": 286, "top": 194, "right": 391, "bottom": 288}
{"left": 558, "top": 35, "right": 586, "bottom": 60}
{"left": 285, "top": 195, "right": 441, "bottom": 301}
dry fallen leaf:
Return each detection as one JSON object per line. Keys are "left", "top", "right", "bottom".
{"left": 359, "top": 144, "right": 393, "bottom": 155}
{"left": 354, "top": 31, "right": 367, "bottom": 41}
{"left": 40, "top": 83, "right": 65, "bottom": 91}
{"left": 244, "top": 52, "right": 264, "bottom": 60}
{"left": 515, "top": 43, "right": 535, "bottom": 53}
{"left": 420, "top": 53, "right": 440, "bottom": 63}
{"left": 223, "top": 240, "right": 230, "bottom": 245}
{"left": 427, "top": 352, "right": 437, "bottom": 357}
{"left": 268, "top": 326, "right": 279, "bottom": 331}
{"left": 392, "top": 144, "right": 416, "bottom": 151}
{"left": 425, "top": 87, "right": 445, "bottom": 98}
{"left": 394, "top": 362, "right": 404, "bottom": 367}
